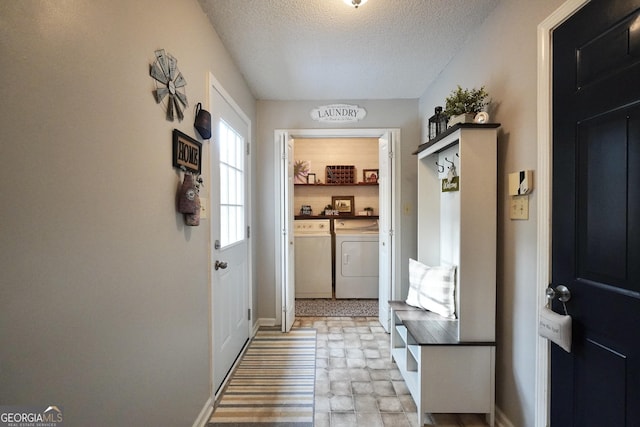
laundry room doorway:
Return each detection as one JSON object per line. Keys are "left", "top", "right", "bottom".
{"left": 274, "top": 128, "right": 400, "bottom": 332}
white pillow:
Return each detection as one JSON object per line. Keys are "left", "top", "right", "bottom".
{"left": 418, "top": 265, "right": 456, "bottom": 318}
{"left": 407, "top": 258, "right": 456, "bottom": 318}
{"left": 407, "top": 258, "right": 428, "bottom": 308}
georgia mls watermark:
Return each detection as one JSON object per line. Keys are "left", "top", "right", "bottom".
{"left": 0, "top": 406, "right": 63, "bottom": 427}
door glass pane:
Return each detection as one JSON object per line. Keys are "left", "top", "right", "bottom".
{"left": 219, "top": 119, "right": 245, "bottom": 247}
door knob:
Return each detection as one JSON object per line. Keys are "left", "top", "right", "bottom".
{"left": 215, "top": 260, "right": 228, "bottom": 270}
{"left": 546, "top": 284, "right": 571, "bottom": 302}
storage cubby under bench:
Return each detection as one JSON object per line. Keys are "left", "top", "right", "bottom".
{"left": 390, "top": 301, "right": 496, "bottom": 426}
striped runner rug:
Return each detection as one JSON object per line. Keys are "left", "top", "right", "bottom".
{"left": 208, "top": 328, "right": 317, "bottom": 426}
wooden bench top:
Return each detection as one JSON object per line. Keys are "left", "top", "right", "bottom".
{"left": 390, "top": 300, "right": 496, "bottom": 346}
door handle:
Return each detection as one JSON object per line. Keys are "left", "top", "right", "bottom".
{"left": 546, "top": 284, "right": 571, "bottom": 303}
{"left": 215, "top": 260, "right": 228, "bottom": 270}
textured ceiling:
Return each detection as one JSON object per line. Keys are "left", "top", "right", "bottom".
{"left": 198, "top": 0, "right": 499, "bottom": 100}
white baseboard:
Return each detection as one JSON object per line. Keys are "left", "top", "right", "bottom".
{"left": 256, "top": 317, "right": 276, "bottom": 328}
{"left": 192, "top": 397, "right": 213, "bottom": 427}
{"left": 495, "top": 406, "right": 515, "bottom": 427}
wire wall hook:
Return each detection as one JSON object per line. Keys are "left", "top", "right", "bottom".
{"left": 435, "top": 162, "right": 445, "bottom": 173}
{"left": 445, "top": 156, "right": 458, "bottom": 178}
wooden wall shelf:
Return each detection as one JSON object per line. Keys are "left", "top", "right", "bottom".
{"left": 294, "top": 215, "right": 378, "bottom": 220}
{"left": 294, "top": 182, "right": 378, "bottom": 187}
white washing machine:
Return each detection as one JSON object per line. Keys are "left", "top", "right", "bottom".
{"left": 294, "top": 219, "right": 332, "bottom": 298}
{"left": 334, "top": 218, "right": 379, "bottom": 299}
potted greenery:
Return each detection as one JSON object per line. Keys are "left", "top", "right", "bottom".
{"left": 364, "top": 207, "right": 374, "bottom": 216}
{"left": 443, "top": 85, "right": 489, "bottom": 127}
{"left": 293, "top": 160, "right": 309, "bottom": 184}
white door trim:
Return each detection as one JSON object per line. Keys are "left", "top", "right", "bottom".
{"left": 273, "top": 128, "right": 401, "bottom": 327}
{"left": 535, "top": 1, "right": 590, "bottom": 426}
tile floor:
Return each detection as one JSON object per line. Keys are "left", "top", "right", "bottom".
{"left": 293, "top": 316, "right": 489, "bottom": 427}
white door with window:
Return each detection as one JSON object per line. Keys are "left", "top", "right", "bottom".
{"left": 210, "top": 78, "right": 251, "bottom": 394}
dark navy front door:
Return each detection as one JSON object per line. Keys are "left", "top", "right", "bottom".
{"left": 551, "top": 0, "right": 640, "bottom": 425}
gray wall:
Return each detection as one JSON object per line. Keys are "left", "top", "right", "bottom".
{"left": 0, "top": 1, "right": 255, "bottom": 425}
{"left": 255, "top": 100, "right": 420, "bottom": 321}
{"left": 418, "top": 0, "right": 563, "bottom": 425}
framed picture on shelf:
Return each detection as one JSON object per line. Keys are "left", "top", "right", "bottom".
{"left": 332, "top": 196, "right": 354, "bottom": 215}
{"left": 363, "top": 169, "right": 379, "bottom": 183}
{"left": 307, "top": 173, "right": 316, "bottom": 184}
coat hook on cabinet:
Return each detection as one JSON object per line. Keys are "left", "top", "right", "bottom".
{"left": 444, "top": 156, "right": 458, "bottom": 179}
{"left": 435, "top": 162, "right": 445, "bottom": 173}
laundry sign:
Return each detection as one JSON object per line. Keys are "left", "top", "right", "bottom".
{"left": 310, "top": 104, "right": 366, "bottom": 123}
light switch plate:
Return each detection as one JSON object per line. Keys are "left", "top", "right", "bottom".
{"left": 510, "top": 195, "right": 529, "bottom": 220}
{"left": 200, "top": 197, "right": 208, "bottom": 219}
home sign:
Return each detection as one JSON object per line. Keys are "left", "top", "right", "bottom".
{"left": 310, "top": 104, "right": 367, "bottom": 123}
{"left": 172, "top": 129, "right": 202, "bottom": 174}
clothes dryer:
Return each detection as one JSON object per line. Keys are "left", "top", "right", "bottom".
{"left": 294, "top": 219, "right": 332, "bottom": 298}
{"left": 334, "top": 218, "right": 379, "bottom": 299}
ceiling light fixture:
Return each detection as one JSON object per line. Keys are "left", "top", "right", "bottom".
{"left": 343, "top": 0, "right": 368, "bottom": 8}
